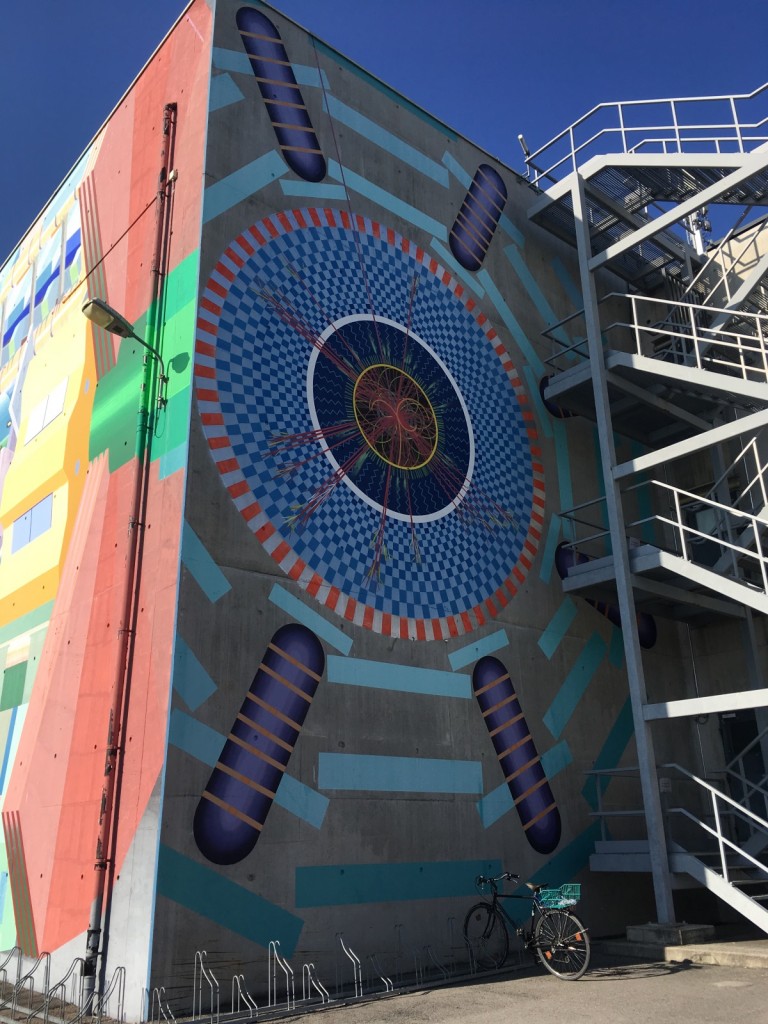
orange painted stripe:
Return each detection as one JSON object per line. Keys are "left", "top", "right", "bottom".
{"left": 196, "top": 363, "right": 216, "bottom": 379}
{"left": 257, "top": 522, "right": 275, "bottom": 542}
{"left": 294, "top": 209, "right": 307, "bottom": 228}
{"left": 200, "top": 297, "right": 221, "bottom": 317}
{"left": 273, "top": 540, "right": 291, "bottom": 562}
{"left": 201, "top": 791, "right": 263, "bottom": 831}
{"left": 460, "top": 611, "right": 473, "bottom": 632}
{"left": 415, "top": 620, "right": 426, "bottom": 641}
{"left": 399, "top": 618, "right": 409, "bottom": 639}
{"left": 431, "top": 618, "right": 443, "bottom": 640}
{"left": 241, "top": 502, "right": 261, "bottom": 521}
{"left": 208, "top": 279, "right": 227, "bottom": 298}
{"left": 225, "top": 246, "right": 244, "bottom": 268}
{"left": 381, "top": 612, "right": 392, "bottom": 635}
{"left": 217, "top": 457, "right": 239, "bottom": 474}
{"left": 196, "top": 387, "right": 219, "bottom": 402}
{"left": 196, "top": 339, "right": 216, "bottom": 357}
{"left": 326, "top": 586, "right": 341, "bottom": 610}
{"left": 264, "top": 217, "right": 279, "bottom": 238}
{"left": 363, "top": 606, "right": 375, "bottom": 630}
{"left": 288, "top": 558, "right": 306, "bottom": 581}
{"left": 208, "top": 435, "right": 230, "bottom": 450}
{"left": 228, "top": 479, "right": 249, "bottom": 497}
{"left": 307, "top": 574, "right": 323, "bottom": 597}
{"left": 277, "top": 212, "right": 293, "bottom": 232}
{"left": 344, "top": 597, "right": 357, "bottom": 622}
{"left": 447, "top": 616, "right": 459, "bottom": 637}
{"left": 197, "top": 317, "right": 217, "bottom": 335}
{"left": 201, "top": 412, "right": 224, "bottom": 426}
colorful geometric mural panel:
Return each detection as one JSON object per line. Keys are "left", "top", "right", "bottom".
{"left": 195, "top": 209, "right": 544, "bottom": 638}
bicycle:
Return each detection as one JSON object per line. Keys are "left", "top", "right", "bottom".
{"left": 463, "top": 871, "right": 590, "bottom": 980}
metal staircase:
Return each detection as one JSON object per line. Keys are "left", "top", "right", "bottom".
{"left": 523, "top": 81, "right": 768, "bottom": 932}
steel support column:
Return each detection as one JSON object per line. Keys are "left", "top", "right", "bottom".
{"left": 571, "top": 172, "right": 677, "bottom": 923}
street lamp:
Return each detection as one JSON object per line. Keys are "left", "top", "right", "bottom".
{"left": 82, "top": 296, "right": 168, "bottom": 402}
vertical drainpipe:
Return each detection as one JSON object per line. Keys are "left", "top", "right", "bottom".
{"left": 83, "top": 102, "right": 177, "bottom": 1008}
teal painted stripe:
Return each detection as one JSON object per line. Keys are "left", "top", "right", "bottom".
{"left": 0, "top": 601, "right": 53, "bottom": 647}
{"left": 295, "top": 857, "right": 501, "bottom": 908}
{"left": 476, "top": 270, "right": 544, "bottom": 376}
{"left": 505, "top": 244, "right": 570, "bottom": 346}
{"left": 280, "top": 180, "right": 347, "bottom": 200}
{"left": 429, "top": 238, "right": 485, "bottom": 298}
{"left": 543, "top": 632, "right": 607, "bottom": 739}
{"left": 173, "top": 637, "right": 217, "bottom": 711}
{"left": 182, "top": 522, "right": 231, "bottom": 602}
{"left": 539, "top": 515, "right": 561, "bottom": 585}
{"left": 441, "top": 151, "right": 471, "bottom": 187}
{"left": 324, "top": 96, "right": 449, "bottom": 186}
{"left": 532, "top": 822, "right": 601, "bottom": 884}
{"left": 582, "top": 698, "right": 634, "bottom": 810}
{"left": 327, "top": 160, "right": 447, "bottom": 241}
{"left": 538, "top": 599, "right": 578, "bottom": 659}
{"left": 274, "top": 773, "right": 329, "bottom": 829}
{"left": 169, "top": 708, "right": 220, "bottom": 766}
{"left": 608, "top": 627, "right": 625, "bottom": 669}
{"left": 448, "top": 629, "right": 508, "bottom": 671}
{"left": 476, "top": 741, "right": 572, "bottom": 828}
{"left": 269, "top": 583, "right": 351, "bottom": 654}
{"left": 159, "top": 441, "right": 187, "bottom": 481}
{"left": 542, "top": 739, "right": 574, "bottom": 777}
{"left": 314, "top": 40, "right": 457, "bottom": 140}
{"left": 211, "top": 47, "right": 330, "bottom": 90}
{"left": 203, "top": 150, "right": 286, "bottom": 224}
{"left": 327, "top": 656, "right": 471, "bottom": 698}
{"left": 318, "top": 753, "right": 482, "bottom": 794}
{"left": 523, "top": 364, "right": 552, "bottom": 439}
{"left": 498, "top": 213, "right": 525, "bottom": 248}
{"left": 158, "top": 845, "right": 304, "bottom": 954}
{"left": 553, "top": 421, "right": 575, "bottom": 540}
{"left": 551, "top": 256, "right": 583, "bottom": 308}
{"left": 168, "top": 709, "right": 327, "bottom": 828}
{"left": 210, "top": 73, "right": 244, "bottom": 111}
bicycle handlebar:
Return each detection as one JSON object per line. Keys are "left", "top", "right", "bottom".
{"left": 475, "top": 871, "right": 520, "bottom": 886}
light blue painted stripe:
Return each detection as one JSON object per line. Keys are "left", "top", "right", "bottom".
{"left": 280, "top": 180, "right": 347, "bottom": 200}
{"left": 498, "top": 213, "right": 525, "bottom": 248}
{"left": 169, "top": 708, "right": 220, "bottom": 766}
{"left": 541, "top": 739, "right": 573, "bottom": 777}
{"left": 448, "top": 629, "right": 508, "bottom": 671}
{"left": 158, "top": 845, "right": 304, "bottom": 954}
{"left": 173, "top": 637, "right": 217, "bottom": 711}
{"left": 211, "top": 47, "right": 330, "bottom": 90}
{"left": 203, "top": 150, "right": 286, "bottom": 224}
{"left": 538, "top": 598, "right": 578, "bottom": 659}
{"left": 581, "top": 698, "right": 634, "bottom": 810}
{"left": 168, "top": 709, "right": 327, "bottom": 828}
{"left": 209, "top": 73, "right": 245, "bottom": 112}
{"left": 476, "top": 783, "right": 512, "bottom": 829}
{"left": 159, "top": 441, "right": 187, "bottom": 481}
{"left": 553, "top": 421, "right": 575, "bottom": 540}
{"left": 327, "top": 160, "right": 447, "bottom": 241}
{"left": 0, "top": 707, "right": 18, "bottom": 794}
{"left": 268, "top": 584, "right": 352, "bottom": 654}
{"left": 539, "top": 515, "right": 562, "bottom": 585}
{"left": 609, "top": 627, "right": 625, "bottom": 669}
{"left": 0, "top": 870, "right": 7, "bottom": 922}
{"left": 429, "top": 238, "right": 485, "bottom": 298}
{"left": 523, "top": 364, "right": 553, "bottom": 439}
{"left": 327, "top": 656, "right": 471, "bottom": 698}
{"left": 182, "top": 521, "right": 232, "bottom": 602}
{"left": 315, "top": 40, "right": 456, "bottom": 140}
{"left": 544, "top": 632, "right": 607, "bottom": 739}
{"left": 551, "top": 256, "right": 583, "bottom": 308}
{"left": 476, "top": 741, "right": 572, "bottom": 828}
{"left": 273, "top": 773, "right": 329, "bottom": 829}
{"left": 505, "top": 244, "right": 570, "bottom": 346}
{"left": 212, "top": 47, "right": 252, "bottom": 75}
{"left": 441, "top": 151, "right": 471, "bottom": 187}
{"left": 318, "top": 753, "right": 483, "bottom": 794}
{"left": 295, "top": 858, "right": 501, "bottom": 907}
{"left": 476, "top": 269, "right": 545, "bottom": 376}
{"left": 324, "top": 96, "right": 449, "bottom": 187}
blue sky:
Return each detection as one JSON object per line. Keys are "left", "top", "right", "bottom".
{"left": 1, "top": 0, "right": 766, "bottom": 258}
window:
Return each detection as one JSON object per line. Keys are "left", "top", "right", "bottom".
{"left": 11, "top": 494, "right": 53, "bottom": 553}
{"left": 24, "top": 378, "right": 67, "bottom": 443}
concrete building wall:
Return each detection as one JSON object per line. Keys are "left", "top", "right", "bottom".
{"left": 152, "top": 0, "right": 698, "bottom": 1007}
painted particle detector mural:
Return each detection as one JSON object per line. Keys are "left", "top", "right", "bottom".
{"left": 195, "top": 210, "right": 543, "bottom": 637}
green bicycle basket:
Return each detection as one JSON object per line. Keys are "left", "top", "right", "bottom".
{"left": 540, "top": 883, "right": 580, "bottom": 908}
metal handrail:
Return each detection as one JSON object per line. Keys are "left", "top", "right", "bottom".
{"left": 525, "top": 82, "right": 768, "bottom": 186}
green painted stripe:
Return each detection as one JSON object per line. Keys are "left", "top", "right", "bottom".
{"left": 523, "top": 364, "right": 553, "bottom": 440}
{"left": 157, "top": 845, "right": 304, "bottom": 955}
{"left": 538, "top": 599, "right": 578, "bottom": 660}
{"left": 295, "top": 858, "right": 502, "bottom": 907}
{"left": 327, "top": 655, "right": 470, "bottom": 698}
{"left": 581, "top": 698, "right": 634, "bottom": 810}
{"left": 543, "top": 633, "right": 607, "bottom": 739}
{"left": 539, "top": 514, "right": 562, "bottom": 585}
{"left": 448, "top": 629, "right": 509, "bottom": 671}
{"left": 0, "top": 603, "right": 53, "bottom": 648}
{"left": 476, "top": 269, "right": 545, "bottom": 376}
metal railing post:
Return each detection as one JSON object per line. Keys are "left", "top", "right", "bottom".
{"left": 712, "top": 791, "right": 729, "bottom": 881}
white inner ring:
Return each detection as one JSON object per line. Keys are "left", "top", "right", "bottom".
{"left": 307, "top": 314, "right": 475, "bottom": 523}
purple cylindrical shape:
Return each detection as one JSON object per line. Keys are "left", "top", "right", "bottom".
{"left": 555, "top": 542, "right": 657, "bottom": 648}
{"left": 236, "top": 7, "right": 326, "bottom": 182}
{"left": 473, "top": 656, "right": 561, "bottom": 855}
{"left": 449, "top": 164, "right": 507, "bottom": 271}
{"left": 194, "top": 623, "right": 324, "bottom": 864}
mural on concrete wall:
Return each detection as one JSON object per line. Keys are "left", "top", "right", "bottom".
{"left": 156, "top": 1, "right": 639, "bottom": 990}
{"left": 0, "top": 0, "right": 210, "bottom": 976}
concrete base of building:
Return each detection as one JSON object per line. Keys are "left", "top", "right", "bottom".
{"left": 625, "top": 922, "right": 715, "bottom": 945}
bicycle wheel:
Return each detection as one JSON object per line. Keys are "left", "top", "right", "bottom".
{"left": 534, "top": 910, "right": 590, "bottom": 979}
{"left": 463, "top": 903, "right": 509, "bottom": 969}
